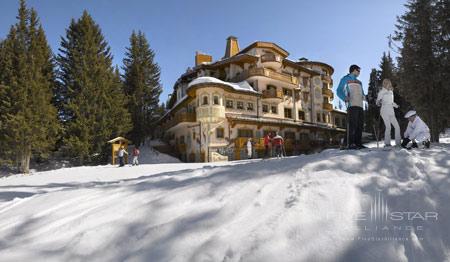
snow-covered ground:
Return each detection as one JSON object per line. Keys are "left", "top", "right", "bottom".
{"left": 134, "top": 143, "right": 181, "bottom": 165}
{"left": 0, "top": 141, "right": 449, "bottom": 261}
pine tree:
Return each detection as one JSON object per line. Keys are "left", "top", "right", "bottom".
{"left": 365, "top": 69, "right": 380, "bottom": 135}
{"left": 122, "top": 31, "right": 162, "bottom": 146}
{"left": 0, "top": 0, "right": 60, "bottom": 173}
{"left": 434, "top": 0, "right": 450, "bottom": 129}
{"left": 57, "top": 11, "right": 131, "bottom": 164}
{"left": 394, "top": 0, "right": 447, "bottom": 141}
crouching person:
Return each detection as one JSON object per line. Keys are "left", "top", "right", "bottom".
{"left": 401, "top": 110, "right": 431, "bottom": 149}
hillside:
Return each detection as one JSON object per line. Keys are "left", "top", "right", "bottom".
{"left": 0, "top": 141, "right": 449, "bottom": 261}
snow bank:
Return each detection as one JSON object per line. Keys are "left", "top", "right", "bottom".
{"left": 0, "top": 143, "right": 449, "bottom": 261}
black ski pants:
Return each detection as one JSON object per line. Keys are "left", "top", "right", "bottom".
{"left": 348, "top": 106, "right": 364, "bottom": 146}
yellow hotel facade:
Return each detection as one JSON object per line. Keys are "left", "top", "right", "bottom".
{"left": 156, "top": 36, "right": 347, "bottom": 162}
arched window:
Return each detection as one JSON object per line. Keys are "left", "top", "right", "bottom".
{"left": 202, "top": 95, "right": 209, "bottom": 105}
{"left": 213, "top": 95, "right": 219, "bottom": 105}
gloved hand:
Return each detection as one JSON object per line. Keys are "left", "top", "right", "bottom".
{"left": 393, "top": 102, "right": 399, "bottom": 108}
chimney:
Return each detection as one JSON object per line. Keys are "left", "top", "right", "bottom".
{"left": 223, "top": 36, "right": 240, "bottom": 59}
{"left": 195, "top": 51, "right": 212, "bottom": 66}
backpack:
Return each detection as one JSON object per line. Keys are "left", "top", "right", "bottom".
{"left": 133, "top": 148, "right": 140, "bottom": 156}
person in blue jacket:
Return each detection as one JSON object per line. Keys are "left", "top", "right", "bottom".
{"left": 336, "top": 64, "right": 366, "bottom": 149}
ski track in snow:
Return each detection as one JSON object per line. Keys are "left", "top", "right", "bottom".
{"left": 0, "top": 142, "right": 449, "bottom": 262}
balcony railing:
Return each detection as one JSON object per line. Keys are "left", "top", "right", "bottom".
{"left": 322, "top": 88, "right": 334, "bottom": 97}
{"left": 323, "top": 103, "right": 333, "bottom": 111}
{"left": 230, "top": 68, "right": 298, "bottom": 85}
{"left": 262, "top": 89, "right": 283, "bottom": 100}
{"left": 322, "top": 75, "right": 332, "bottom": 83}
{"left": 165, "top": 112, "right": 196, "bottom": 129}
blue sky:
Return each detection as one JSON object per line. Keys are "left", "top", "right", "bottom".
{"left": 0, "top": 0, "right": 406, "bottom": 106}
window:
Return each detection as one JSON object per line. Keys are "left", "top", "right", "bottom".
{"left": 323, "top": 83, "right": 328, "bottom": 89}
{"left": 202, "top": 96, "right": 208, "bottom": 105}
{"left": 303, "top": 93, "right": 309, "bottom": 102}
{"left": 262, "top": 104, "right": 269, "bottom": 113}
{"left": 302, "top": 77, "right": 309, "bottom": 87}
{"left": 271, "top": 105, "right": 278, "bottom": 114}
{"left": 247, "top": 102, "right": 254, "bottom": 111}
{"left": 317, "top": 113, "right": 321, "bottom": 122}
{"left": 213, "top": 95, "right": 219, "bottom": 105}
{"left": 283, "top": 88, "right": 292, "bottom": 96}
{"left": 323, "top": 97, "right": 329, "bottom": 104}
{"left": 323, "top": 113, "right": 327, "bottom": 123}
{"left": 237, "top": 101, "right": 244, "bottom": 110}
{"left": 284, "top": 131, "right": 295, "bottom": 140}
{"left": 226, "top": 100, "right": 234, "bottom": 108}
{"left": 238, "top": 129, "right": 253, "bottom": 138}
{"left": 267, "top": 85, "right": 277, "bottom": 92}
{"left": 298, "top": 110, "right": 305, "bottom": 120}
{"left": 216, "top": 128, "right": 224, "bottom": 138}
{"left": 335, "top": 117, "right": 341, "bottom": 127}
{"left": 284, "top": 108, "right": 293, "bottom": 119}
{"left": 179, "top": 136, "right": 185, "bottom": 144}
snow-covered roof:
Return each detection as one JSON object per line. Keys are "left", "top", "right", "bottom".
{"left": 188, "top": 77, "right": 258, "bottom": 94}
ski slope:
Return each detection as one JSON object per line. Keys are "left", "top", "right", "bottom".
{"left": 0, "top": 142, "right": 449, "bottom": 261}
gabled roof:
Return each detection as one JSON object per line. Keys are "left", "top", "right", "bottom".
{"left": 237, "top": 41, "right": 289, "bottom": 57}
{"left": 282, "top": 59, "right": 320, "bottom": 76}
{"left": 297, "top": 60, "right": 334, "bottom": 75}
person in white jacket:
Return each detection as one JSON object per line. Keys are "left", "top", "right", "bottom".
{"left": 401, "top": 110, "right": 431, "bottom": 149}
{"left": 376, "top": 79, "right": 401, "bottom": 147}
{"left": 246, "top": 138, "right": 253, "bottom": 159}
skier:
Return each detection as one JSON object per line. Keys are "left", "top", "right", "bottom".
{"left": 132, "top": 146, "right": 140, "bottom": 166}
{"left": 117, "top": 146, "right": 128, "bottom": 167}
{"left": 263, "top": 133, "right": 271, "bottom": 158}
{"left": 336, "top": 64, "right": 366, "bottom": 149}
{"left": 401, "top": 110, "right": 431, "bottom": 149}
{"left": 246, "top": 138, "right": 253, "bottom": 159}
{"left": 376, "top": 79, "right": 401, "bottom": 148}
{"left": 272, "top": 133, "right": 284, "bottom": 158}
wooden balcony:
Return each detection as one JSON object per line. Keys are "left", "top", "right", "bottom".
{"left": 323, "top": 103, "right": 333, "bottom": 111}
{"left": 322, "top": 88, "right": 334, "bottom": 97}
{"left": 262, "top": 89, "right": 283, "bottom": 100}
{"left": 260, "top": 53, "right": 282, "bottom": 69}
{"left": 166, "top": 112, "right": 196, "bottom": 129}
{"left": 231, "top": 68, "right": 298, "bottom": 85}
{"left": 322, "top": 75, "right": 332, "bottom": 83}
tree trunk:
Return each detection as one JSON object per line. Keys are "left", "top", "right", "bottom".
{"left": 19, "top": 146, "right": 31, "bottom": 174}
